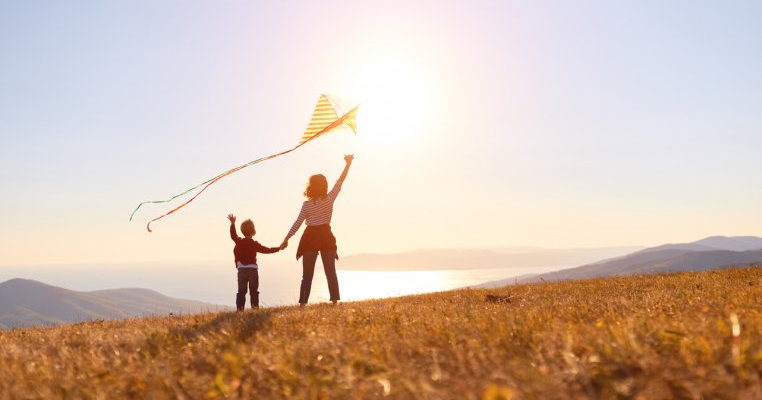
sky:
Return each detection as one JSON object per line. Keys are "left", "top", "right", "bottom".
{"left": 1, "top": 0, "right": 761, "bottom": 267}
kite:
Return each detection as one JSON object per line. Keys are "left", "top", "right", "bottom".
{"left": 130, "top": 94, "right": 359, "bottom": 232}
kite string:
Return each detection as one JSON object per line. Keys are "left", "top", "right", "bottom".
{"left": 144, "top": 144, "right": 303, "bottom": 232}
{"left": 137, "top": 104, "right": 359, "bottom": 232}
{"left": 130, "top": 141, "right": 306, "bottom": 223}
{"left": 129, "top": 175, "right": 219, "bottom": 221}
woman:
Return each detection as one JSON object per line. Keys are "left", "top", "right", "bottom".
{"left": 281, "top": 154, "right": 353, "bottom": 306}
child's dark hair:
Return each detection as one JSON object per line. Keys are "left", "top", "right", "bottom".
{"left": 240, "top": 219, "right": 255, "bottom": 237}
{"left": 304, "top": 174, "right": 328, "bottom": 200}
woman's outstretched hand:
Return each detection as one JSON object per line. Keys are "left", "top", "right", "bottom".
{"left": 344, "top": 154, "right": 354, "bottom": 164}
{"left": 227, "top": 214, "right": 236, "bottom": 224}
{"left": 279, "top": 240, "right": 288, "bottom": 250}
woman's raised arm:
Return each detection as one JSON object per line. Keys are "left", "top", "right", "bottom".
{"left": 327, "top": 155, "right": 354, "bottom": 201}
{"left": 338, "top": 154, "right": 353, "bottom": 183}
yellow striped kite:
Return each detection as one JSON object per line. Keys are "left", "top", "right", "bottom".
{"left": 131, "top": 94, "right": 359, "bottom": 232}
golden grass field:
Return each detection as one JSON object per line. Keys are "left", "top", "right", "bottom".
{"left": 1, "top": 266, "right": 761, "bottom": 400}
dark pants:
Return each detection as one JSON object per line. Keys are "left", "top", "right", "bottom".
{"left": 299, "top": 250, "right": 340, "bottom": 304}
{"left": 237, "top": 268, "right": 259, "bottom": 310}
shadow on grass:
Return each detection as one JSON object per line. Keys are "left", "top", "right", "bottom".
{"left": 169, "top": 308, "right": 288, "bottom": 342}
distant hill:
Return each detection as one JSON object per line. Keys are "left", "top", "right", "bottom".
{"left": 693, "top": 236, "right": 762, "bottom": 251}
{"left": 637, "top": 236, "right": 762, "bottom": 254}
{"left": 515, "top": 236, "right": 762, "bottom": 284}
{"left": 0, "top": 279, "right": 227, "bottom": 329}
{"left": 648, "top": 249, "right": 762, "bottom": 272}
{"left": 340, "top": 246, "right": 642, "bottom": 270}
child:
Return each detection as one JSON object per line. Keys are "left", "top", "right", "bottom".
{"left": 227, "top": 214, "right": 281, "bottom": 311}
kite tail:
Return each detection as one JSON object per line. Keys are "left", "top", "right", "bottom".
{"left": 146, "top": 168, "right": 239, "bottom": 232}
{"left": 134, "top": 102, "right": 358, "bottom": 232}
{"left": 144, "top": 145, "right": 302, "bottom": 232}
{"left": 129, "top": 176, "right": 218, "bottom": 221}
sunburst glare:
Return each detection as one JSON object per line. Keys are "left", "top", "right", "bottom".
{"left": 342, "top": 52, "right": 437, "bottom": 149}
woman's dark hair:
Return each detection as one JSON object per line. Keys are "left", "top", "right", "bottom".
{"left": 304, "top": 174, "right": 328, "bottom": 200}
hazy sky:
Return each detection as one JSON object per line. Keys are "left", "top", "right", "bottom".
{"left": 1, "top": 1, "right": 761, "bottom": 267}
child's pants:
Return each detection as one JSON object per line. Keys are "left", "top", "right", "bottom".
{"left": 237, "top": 268, "right": 259, "bottom": 310}
{"left": 299, "top": 250, "right": 340, "bottom": 304}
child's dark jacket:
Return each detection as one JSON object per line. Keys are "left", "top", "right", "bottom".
{"left": 230, "top": 225, "right": 279, "bottom": 266}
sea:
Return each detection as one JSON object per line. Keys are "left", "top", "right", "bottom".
{"left": 0, "top": 263, "right": 565, "bottom": 309}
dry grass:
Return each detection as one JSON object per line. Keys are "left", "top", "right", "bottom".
{"left": 1, "top": 266, "right": 761, "bottom": 400}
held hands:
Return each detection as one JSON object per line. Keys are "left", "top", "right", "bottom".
{"left": 227, "top": 214, "right": 236, "bottom": 224}
{"left": 279, "top": 240, "right": 288, "bottom": 250}
{"left": 344, "top": 154, "right": 354, "bottom": 164}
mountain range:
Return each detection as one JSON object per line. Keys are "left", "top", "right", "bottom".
{"left": 0, "top": 279, "right": 227, "bottom": 329}
{"left": 477, "top": 236, "right": 762, "bottom": 287}
{"left": 339, "top": 246, "right": 642, "bottom": 270}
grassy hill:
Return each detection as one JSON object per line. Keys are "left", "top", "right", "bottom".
{"left": 1, "top": 267, "right": 761, "bottom": 399}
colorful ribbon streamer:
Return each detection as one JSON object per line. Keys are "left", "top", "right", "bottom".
{"left": 131, "top": 95, "right": 358, "bottom": 232}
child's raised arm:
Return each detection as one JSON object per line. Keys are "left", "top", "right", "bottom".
{"left": 228, "top": 214, "right": 242, "bottom": 243}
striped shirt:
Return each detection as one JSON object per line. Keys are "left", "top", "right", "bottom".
{"left": 287, "top": 178, "right": 344, "bottom": 237}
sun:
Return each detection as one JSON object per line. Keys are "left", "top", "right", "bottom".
{"left": 342, "top": 52, "right": 435, "bottom": 149}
